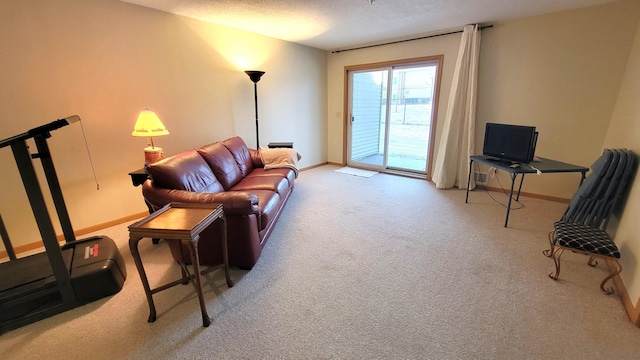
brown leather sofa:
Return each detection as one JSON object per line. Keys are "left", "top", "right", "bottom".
{"left": 141, "top": 136, "right": 297, "bottom": 268}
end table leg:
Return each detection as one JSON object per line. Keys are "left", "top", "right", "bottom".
{"left": 185, "top": 236, "right": 212, "bottom": 327}
{"left": 180, "top": 264, "right": 190, "bottom": 285}
{"left": 221, "top": 215, "right": 234, "bottom": 288}
{"left": 129, "top": 237, "right": 157, "bottom": 322}
{"left": 465, "top": 159, "right": 473, "bottom": 203}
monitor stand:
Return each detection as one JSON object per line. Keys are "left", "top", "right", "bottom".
{"left": 484, "top": 156, "right": 517, "bottom": 166}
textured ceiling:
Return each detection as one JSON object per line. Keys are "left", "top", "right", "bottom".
{"left": 119, "top": 0, "right": 620, "bottom": 50}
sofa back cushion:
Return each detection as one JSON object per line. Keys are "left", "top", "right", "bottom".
{"left": 145, "top": 150, "right": 224, "bottom": 193}
{"left": 222, "top": 136, "right": 255, "bottom": 177}
{"left": 197, "top": 142, "right": 244, "bottom": 190}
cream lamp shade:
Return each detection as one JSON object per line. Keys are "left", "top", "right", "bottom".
{"left": 132, "top": 109, "right": 170, "bottom": 164}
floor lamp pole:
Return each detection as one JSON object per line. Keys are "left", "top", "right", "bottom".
{"left": 245, "top": 70, "right": 265, "bottom": 149}
{"left": 253, "top": 82, "right": 259, "bottom": 148}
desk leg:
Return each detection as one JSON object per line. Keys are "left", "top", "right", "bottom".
{"left": 515, "top": 173, "right": 525, "bottom": 201}
{"left": 504, "top": 173, "right": 518, "bottom": 227}
{"left": 185, "top": 235, "right": 212, "bottom": 327}
{"left": 129, "top": 236, "right": 158, "bottom": 322}
{"left": 465, "top": 159, "right": 473, "bottom": 203}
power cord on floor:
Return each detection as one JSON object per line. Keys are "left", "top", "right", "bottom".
{"left": 473, "top": 162, "right": 525, "bottom": 210}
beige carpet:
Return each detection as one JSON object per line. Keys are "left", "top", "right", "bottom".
{"left": 2, "top": 165, "right": 640, "bottom": 359}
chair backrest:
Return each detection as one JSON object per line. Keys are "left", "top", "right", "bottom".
{"left": 587, "top": 149, "right": 626, "bottom": 226}
{"left": 574, "top": 150, "right": 620, "bottom": 226}
{"left": 561, "top": 149, "right": 638, "bottom": 230}
{"left": 562, "top": 149, "right": 613, "bottom": 223}
{"left": 599, "top": 150, "right": 637, "bottom": 229}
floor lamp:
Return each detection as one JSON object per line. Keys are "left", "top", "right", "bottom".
{"left": 245, "top": 70, "right": 265, "bottom": 148}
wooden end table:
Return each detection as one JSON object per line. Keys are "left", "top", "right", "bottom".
{"left": 128, "top": 202, "right": 234, "bottom": 327}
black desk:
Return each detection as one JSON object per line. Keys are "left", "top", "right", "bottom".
{"left": 128, "top": 168, "right": 154, "bottom": 213}
{"left": 128, "top": 168, "right": 148, "bottom": 187}
{"left": 465, "top": 155, "right": 589, "bottom": 227}
{"left": 267, "top": 142, "right": 293, "bottom": 148}
{"left": 128, "top": 168, "right": 160, "bottom": 244}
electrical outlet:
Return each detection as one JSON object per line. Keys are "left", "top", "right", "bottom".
{"left": 475, "top": 172, "right": 487, "bottom": 183}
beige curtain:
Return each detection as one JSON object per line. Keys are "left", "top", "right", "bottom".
{"left": 432, "top": 24, "right": 481, "bottom": 189}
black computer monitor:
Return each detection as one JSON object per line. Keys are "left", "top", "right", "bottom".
{"left": 482, "top": 123, "right": 537, "bottom": 164}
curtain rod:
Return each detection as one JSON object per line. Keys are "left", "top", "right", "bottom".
{"left": 331, "top": 24, "right": 493, "bottom": 54}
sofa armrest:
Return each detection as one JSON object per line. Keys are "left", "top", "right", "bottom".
{"left": 142, "top": 182, "right": 260, "bottom": 215}
{"left": 249, "top": 148, "right": 264, "bottom": 168}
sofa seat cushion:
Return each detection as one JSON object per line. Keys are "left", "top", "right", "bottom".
{"left": 145, "top": 150, "right": 224, "bottom": 193}
{"left": 246, "top": 168, "right": 296, "bottom": 187}
{"left": 197, "top": 142, "right": 244, "bottom": 190}
{"left": 222, "top": 136, "right": 254, "bottom": 177}
{"left": 231, "top": 175, "right": 290, "bottom": 196}
{"left": 248, "top": 190, "right": 281, "bottom": 231}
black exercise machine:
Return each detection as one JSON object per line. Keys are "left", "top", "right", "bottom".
{"left": 0, "top": 116, "right": 126, "bottom": 334}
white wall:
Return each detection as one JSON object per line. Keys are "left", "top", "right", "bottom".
{"left": 0, "top": 0, "right": 327, "bottom": 251}
{"left": 604, "top": 18, "right": 640, "bottom": 312}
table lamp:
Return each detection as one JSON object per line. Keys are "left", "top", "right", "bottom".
{"left": 131, "top": 109, "right": 169, "bottom": 164}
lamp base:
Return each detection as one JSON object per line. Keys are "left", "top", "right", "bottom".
{"left": 143, "top": 146, "right": 165, "bottom": 164}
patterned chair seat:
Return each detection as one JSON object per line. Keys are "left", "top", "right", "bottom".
{"left": 554, "top": 221, "right": 620, "bottom": 258}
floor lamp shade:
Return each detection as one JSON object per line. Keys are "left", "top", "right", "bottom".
{"left": 132, "top": 109, "right": 169, "bottom": 164}
{"left": 245, "top": 70, "right": 265, "bottom": 148}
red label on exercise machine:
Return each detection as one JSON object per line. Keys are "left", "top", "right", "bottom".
{"left": 83, "top": 244, "right": 99, "bottom": 259}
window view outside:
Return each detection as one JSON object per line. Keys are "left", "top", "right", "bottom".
{"left": 386, "top": 66, "right": 435, "bottom": 172}
{"left": 350, "top": 64, "right": 436, "bottom": 174}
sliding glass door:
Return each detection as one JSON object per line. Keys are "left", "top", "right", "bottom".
{"left": 347, "top": 60, "right": 440, "bottom": 175}
{"left": 349, "top": 69, "right": 389, "bottom": 168}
